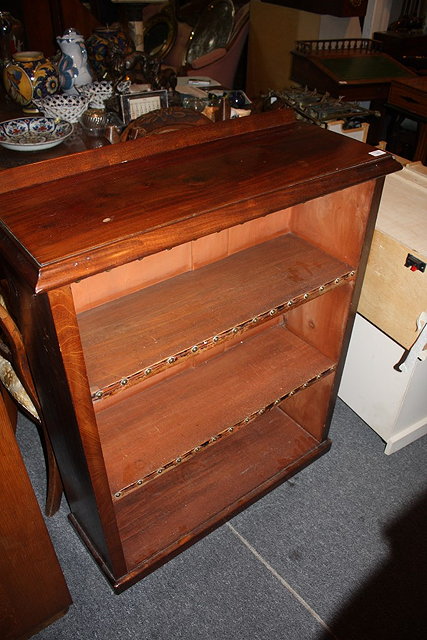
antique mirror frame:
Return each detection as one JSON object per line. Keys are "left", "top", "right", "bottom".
{"left": 143, "top": 1, "right": 178, "bottom": 60}
{"left": 183, "top": 0, "right": 235, "bottom": 67}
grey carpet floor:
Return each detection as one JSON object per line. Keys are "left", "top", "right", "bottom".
{"left": 17, "top": 398, "right": 427, "bottom": 640}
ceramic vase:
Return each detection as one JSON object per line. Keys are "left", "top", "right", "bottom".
{"left": 86, "top": 25, "right": 134, "bottom": 81}
{"left": 57, "top": 28, "right": 94, "bottom": 94}
{"left": 3, "top": 50, "right": 59, "bottom": 113}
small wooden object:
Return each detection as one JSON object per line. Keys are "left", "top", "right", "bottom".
{"left": 0, "top": 110, "right": 400, "bottom": 591}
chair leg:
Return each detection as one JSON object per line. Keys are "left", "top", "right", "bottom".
{"left": 38, "top": 420, "right": 63, "bottom": 517}
{"left": 45, "top": 455, "right": 63, "bottom": 517}
{"left": 0, "top": 299, "right": 63, "bottom": 516}
{"left": 2, "top": 385, "right": 63, "bottom": 516}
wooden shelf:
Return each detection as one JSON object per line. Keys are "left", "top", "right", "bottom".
{"left": 78, "top": 233, "right": 351, "bottom": 397}
{"left": 0, "top": 110, "right": 401, "bottom": 590}
{"left": 96, "top": 324, "right": 335, "bottom": 496}
{"left": 115, "top": 406, "right": 328, "bottom": 574}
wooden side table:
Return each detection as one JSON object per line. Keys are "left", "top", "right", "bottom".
{"left": 340, "top": 163, "right": 427, "bottom": 454}
{"left": 290, "top": 39, "right": 415, "bottom": 144}
{"left": 290, "top": 40, "right": 414, "bottom": 103}
{"left": 387, "top": 76, "right": 427, "bottom": 164}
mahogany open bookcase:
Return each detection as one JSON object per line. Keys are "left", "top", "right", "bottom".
{"left": 0, "top": 110, "right": 399, "bottom": 591}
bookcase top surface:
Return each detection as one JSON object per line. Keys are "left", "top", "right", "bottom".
{"left": 0, "top": 111, "right": 399, "bottom": 291}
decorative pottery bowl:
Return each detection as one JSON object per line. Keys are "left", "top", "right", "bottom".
{"left": 0, "top": 117, "right": 73, "bottom": 152}
{"left": 33, "top": 93, "right": 90, "bottom": 123}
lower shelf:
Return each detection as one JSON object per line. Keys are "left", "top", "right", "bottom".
{"left": 113, "top": 406, "right": 330, "bottom": 586}
{"left": 96, "top": 324, "right": 335, "bottom": 495}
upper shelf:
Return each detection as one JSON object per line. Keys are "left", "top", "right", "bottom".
{"left": 0, "top": 110, "right": 400, "bottom": 292}
{"left": 78, "top": 232, "right": 353, "bottom": 397}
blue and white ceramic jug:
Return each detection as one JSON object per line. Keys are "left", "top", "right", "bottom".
{"left": 57, "top": 28, "right": 93, "bottom": 93}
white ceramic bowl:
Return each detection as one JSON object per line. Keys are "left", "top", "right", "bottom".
{"left": 78, "top": 81, "right": 114, "bottom": 108}
{"left": 78, "top": 80, "right": 131, "bottom": 108}
{"left": 33, "top": 94, "right": 90, "bottom": 123}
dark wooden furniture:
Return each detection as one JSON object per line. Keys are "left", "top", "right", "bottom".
{"left": 290, "top": 39, "right": 416, "bottom": 144}
{"left": 386, "top": 76, "right": 427, "bottom": 164}
{"left": 291, "top": 39, "right": 415, "bottom": 104}
{"left": 0, "top": 390, "right": 71, "bottom": 639}
{"left": 374, "top": 30, "right": 427, "bottom": 73}
{"left": 0, "top": 110, "right": 400, "bottom": 591}
{"left": 15, "top": 0, "right": 100, "bottom": 56}
{"left": 262, "top": 0, "right": 368, "bottom": 18}
{"left": 0, "top": 294, "right": 63, "bottom": 516}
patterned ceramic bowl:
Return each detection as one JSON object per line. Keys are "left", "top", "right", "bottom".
{"left": 33, "top": 93, "right": 90, "bottom": 123}
{"left": 0, "top": 117, "right": 73, "bottom": 152}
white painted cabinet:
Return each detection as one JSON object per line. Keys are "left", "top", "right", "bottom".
{"left": 339, "top": 162, "right": 427, "bottom": 453}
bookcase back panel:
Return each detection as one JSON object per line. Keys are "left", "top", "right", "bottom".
{"left": 280, "top": 372, "right": 335, "bottom": 441}
{"left": 285, "top": 283, "right": 355, "bottom": 361}
{"left": 71, "top": 208, "right": 292, "bottom": 314}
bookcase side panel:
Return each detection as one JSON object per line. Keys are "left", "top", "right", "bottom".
{"left": 290, "top": 181, "right": 376, "bottom": 267}
{"left": 45, "top": 287, "right": 127, "bottom": 577}
{"left": 0, "top": 271, "right": 124, "bottom": 577}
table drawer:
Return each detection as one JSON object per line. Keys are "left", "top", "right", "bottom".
{"left": 389, "top": 83, "right": 427, "bottom": 118}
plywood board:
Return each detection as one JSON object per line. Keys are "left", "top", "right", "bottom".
{"left": 375, "top": 167, "right": 427, "bottom": 257}
{"left": 359, "top": 230, "right": 427, "bottom": 349}
{"left": 358, "top": 164, "right": 427, "bottom": 348}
